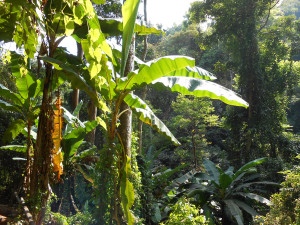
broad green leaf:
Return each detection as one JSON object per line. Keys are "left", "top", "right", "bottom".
{"left": 233, "top": 181, "right": 279, "bottom": 192}
{"left": 224, "top": 200, "right": 244, "bottom": 225}
{"left": 62, "top": 106, "right": 85, "bottom": 128}
{"left": 243, "top": 174, "right": 261, "bottom": 183}
{"left": 72, "top": 100, "right": 83, "bottom": 117}
{"left": 0, "top": 99, "right": 21, "bottom": 113}
{"left": 203, "top": 159, "right": 220, "bottom": 185}
{"left": 225, "top": 166, "right": 235, "bottom": 177}
{"left": 233, "top": 199, "right": 258, "bottom": 217}
{"left": 151, "top": 76, "right": 249, "bottom": 108}
{"left": 228, "top": 172, "right": 248, "bottom": 194}
{"left": 73, "top": 5, "right": 84, "bottom": 25}
{"left": 166, "top": 169, "right": 198, "bottom": 192}
{"left": 118, "top": 56, "right": 195, "bottom": 90}
{"left": 64, "top": 15, "right": 74, "bottom": 36}
{"left": 219, "top": 173, "right": 233, "bottom": 189}
{"left": 194, "top": 172, "right": 212, "bottom": 180}
{"left": 16, "top": 72, "right": 35, "bottom": 100}
{"left": 81, "top": 39, "right": 93, "bottom": 62}
{"left": 62, "top": 106, "right": 85, "bottom": 134}
{"left": 121, "top": 0, "right": 141, "bottom": 76}
{"left": 235, "top": 192, "right": 271, "bottom": 205}
{"left": 31, "top": 79, "right": 42, "bottom": 98}
{"left": 63, "top": 120, "right": 98, "bottom": 160}
{"left": 96, "top": 116, "right": 107, "bottom": 130}
{"left": 74, "top": 146, "right": 97, "bottom": 160}
{"left": 157, "top": 164, "right": 187, "bottom": 182}
{"left": 166, "top": 66, "right": 217, "bottom": 80}
{"left": 0, "top": 145, "right": 26, "bottom": 153}
{"left": 3, "top": 119, "right": 26, "bottom": 144}
{"left": 233, "top": 158, "right": 267, "bottom": 180}
{"left": 187, "top": 187, "right": 207, "bottom": 197}
{"left": 0, "top": 84, "right": 23, "bottom": 106}
{"left": 124, "top": 93, "right": 180, "bottom": 145}
{"left": 99, "top": 17, "right": 164, "bottom": 36}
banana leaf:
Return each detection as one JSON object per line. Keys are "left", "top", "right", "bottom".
{"left": 124, "top": 93, "right": 180, "bottom": 145}
{"left": 151, "top": 76, "right": 248, "bottom": 108}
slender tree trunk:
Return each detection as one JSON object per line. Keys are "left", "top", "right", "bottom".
{"left": 192, "top": 132, "right": 197, "bottom": 168}
{"left": 72, "top": 42, "right": 83, "bottom": 113}
{"left": 72, "top": 89, "right": 79, "bottom": 112}
{"left": 24, "top": 121, "right": 32, "bottom": 194}
{"left": 119, "top": 37, "right": 135, "bottom": 157}
{"left": 137, "top": 87, "right": 147, "bottom": 153}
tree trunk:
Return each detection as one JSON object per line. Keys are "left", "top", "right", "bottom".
{"left": 72, "top": 42, "right": 83, "bottom": 113}
{"left": 72, "top": 89, "right": 79, "bottom": 112}
{"left": 192, "top": 132, "right": 197, "bottom": 168}
{"left": 118, "top": 37, "right": 135, "bottom": 157}
{"left": 30, "top": 61, "right": 54, "bottom": 225}
{"left": 238, "top": 1, "right": 259, "bottom": 163}
{"left": 137, "top": 87, "right": 147, "bottom": 153}
{"left": 24, "top": 121, "right": 32, "bottom": 194}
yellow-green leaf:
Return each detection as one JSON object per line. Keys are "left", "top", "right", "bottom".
{"left": 97, "top": 116, "right": 107, "bottom": 130}
{"left": 89, "top": 28, "right": 100, "bottom": 42}
{"left": 64, "top": 15, "right": 75, "bottom": 36}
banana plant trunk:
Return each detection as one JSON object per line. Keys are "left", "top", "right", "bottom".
{"left": 113, "top": 37, "right": 135, "bottom": 224}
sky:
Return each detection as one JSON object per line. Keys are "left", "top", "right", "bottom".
{"left": 146, "top": 0, "right": 197, "bottom": 28}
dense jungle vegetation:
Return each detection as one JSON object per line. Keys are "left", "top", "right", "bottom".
{"left": 0, "top": 0, "right": 299, "bottom": 224}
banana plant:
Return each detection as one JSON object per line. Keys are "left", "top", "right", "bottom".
{"left": 171, "top": 158, "right": 279, "bottom": 225}
{"left": 0, "top": 52, "right": 42, "bottom": 192}
{"left": 41, "top": 0, "right": 249, "bottom": 223}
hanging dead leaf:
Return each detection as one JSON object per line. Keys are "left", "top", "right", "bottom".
{"left": 52, "top": 96, "right": 63, "bottom": 179}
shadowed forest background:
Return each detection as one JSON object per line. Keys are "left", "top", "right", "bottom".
{"left": 0, "top": 0, "right": 299, "bottom": 224}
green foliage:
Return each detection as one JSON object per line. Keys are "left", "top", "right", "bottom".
{"left": 45, "top": 195, "right": 95, "bottom": 225}
{"left": 136, "top": 145, "right": 189, "bottom": 224}
{"left": 170, "top": 94, "right": 220, "bottom": 167}
{"left": 255, "top": 155, "right": 300, "bottom": 225}
{"left": 186, "top": 0, "right": 300, "bottom": 163}
{"left": 172, "top": 158, "right": 278, "bottom": 224}
{"left": 161, "top": 197, "right": 207, "bottom": 225}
